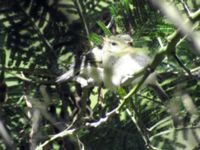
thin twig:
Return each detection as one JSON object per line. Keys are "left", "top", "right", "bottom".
{"left": 126, "top": 108, "right": 150, "bottom": 147}
{"left": 73, "top": 0, "right": 89, "bottom": 36}
{"left": 173, "top": 53, "right": 192, "bottom": 76}
{"left": 157, "top": 37, "right": 164, "bottom": 48}
{"left": 35, "top": 128, "right": 76, "bottom": 150}
{"left": 148, "top": 116, "right": 171, "bottom": 131}
{"left": 149, "top": 125, "right": 200, "bottom": 142}
{"left": 180, "top": 0, "right": 192, "bottom": 18}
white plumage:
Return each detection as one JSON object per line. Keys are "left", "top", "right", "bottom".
{"left": 102, "top": 36, "right": 155, "bottom": 89}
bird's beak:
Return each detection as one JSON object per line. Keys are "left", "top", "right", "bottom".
{"left": 103, "top": 37, "right": 109, "bottom": 43}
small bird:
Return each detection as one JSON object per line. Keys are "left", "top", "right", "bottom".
{"left": 56, "top": 35, "right": 168, "bottom": 102}
{"left": 102, "top": 36, "right": 168, "bottom": 102}
{"left": 56, "top": 34, "right": 133, "bottom": 87}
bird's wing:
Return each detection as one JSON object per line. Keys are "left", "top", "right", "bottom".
{"left": 56, "top": 65, "right": 78, "bottom": 83}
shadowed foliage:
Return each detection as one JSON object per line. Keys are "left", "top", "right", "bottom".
{"left": 0, "top": 0, "right": 200, "bottom": 149}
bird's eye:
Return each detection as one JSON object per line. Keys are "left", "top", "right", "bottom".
{"left": 110, "top": 41, "right": 117, "bottom": 46}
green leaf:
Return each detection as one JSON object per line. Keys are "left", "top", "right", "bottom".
{"left": 88, "top": 32, "right": 103, "bottom": 45}
{"left": 96, "top": 20, "right": 112, "bottom": 36}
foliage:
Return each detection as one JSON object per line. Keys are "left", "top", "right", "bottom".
{"left": 0, "top": 0, "right": 200, "bottom": 149}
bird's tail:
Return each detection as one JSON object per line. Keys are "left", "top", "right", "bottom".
{"left": 56, "top": 69, "right": 74, "bottom": 83}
